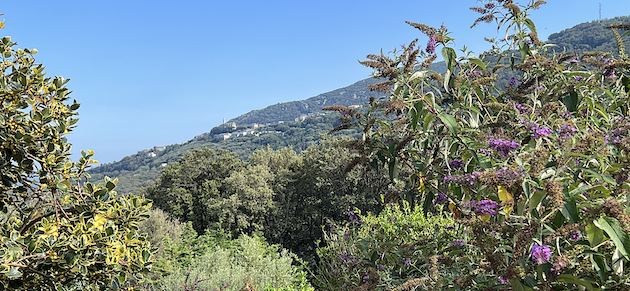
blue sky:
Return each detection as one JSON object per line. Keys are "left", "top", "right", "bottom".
{"left": 2, "top": 0, "right": 629, "bottom": 164}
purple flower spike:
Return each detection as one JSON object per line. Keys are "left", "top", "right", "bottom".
{"left": 488, "top": 138, "right": 520, "bottom": 157}
{"left": 531, "top": 243, "right": 552, "bottom": 265}
{"left": 426, "top": 35, "right": 437, "bottom": 54}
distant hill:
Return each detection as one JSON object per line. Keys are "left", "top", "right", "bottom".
{"left": 88, "top": 15, "right": 629, "bottom": 196}
{"left": 547, "top": 16, "right": 630, "bottom": 53}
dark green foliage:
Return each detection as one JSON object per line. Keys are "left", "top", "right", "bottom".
{"left": 145, "top": 149, "right": 246, "bottom": 233}
{"left": 282, "top": 138, "right": 392, "bottom": 258}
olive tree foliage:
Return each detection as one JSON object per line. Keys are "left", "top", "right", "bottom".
{"left": 0, "top": 28, "right": 153, "bottom": 290}
{"left": 328, "top": 1, "right": 630, "bottom": 289}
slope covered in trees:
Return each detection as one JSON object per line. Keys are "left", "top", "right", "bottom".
{"left": 547, "top": 15, "right": 630, "bottom": 53}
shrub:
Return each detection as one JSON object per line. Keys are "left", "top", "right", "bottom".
{"left": 327, "top": 1, "right": 630, "bottom": 289}
{"left": 155, "top": 234, "right": 312, "bottom": 291}
{"left": 315, "top": 202, "right": 479, "bottom": 290}
{"left": 0, "top": 23, "right": 153, "bottom": 290}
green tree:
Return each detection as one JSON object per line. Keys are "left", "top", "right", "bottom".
{"left": 144, "top": 148, "right": 245, "bottom": 233}
{"left": 284, "top": 138, "right": 391, "bottom": 258}
{"left": 0, "top": 29, "right": 153, "bottom": 289}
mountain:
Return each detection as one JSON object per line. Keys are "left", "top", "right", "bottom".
{"left": 88, "top": 15, "right": 629, "bottom": 196}
{"left": 547, "top": 16, "right": 630, "bottom": 53}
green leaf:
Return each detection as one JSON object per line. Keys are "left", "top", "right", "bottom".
{"left": 441, "top": 47, "right": 457, "bottom": 71}
{"left": 388, "top": 158, "right": 398, "bottom": 182}
{"left": 118, "top": 272, "right": 127, "bottom": 285}
{"left": 443, "top": 69, "right": 451, "bottom": 92}
{"left": 438, "top": 114, "right": 458, "bottom": 134}
{"left": 5, "top": 267, "right": 22, "bottom": 279}
{"left": 56, "top": 182, "right": 68, "bottom": 192}
{"left": 556, "top": 274, "right": 595, "bottom": 290}
{"left": 64, "top": 251, "right": 79, "bottom": 266}
{"left": 578, "top": 168, "right": 617, "bottom": 186}
{"left": 106, "top": 181, "right": 116, "bottom": 191}
{"left": 595, "top": 216, "right": 630, "bottom": 259}
{"left": 560, "top": 196, "right": 579, "bottom": 223}
{"left": 468, "top": 57, "right": 486, "bottom": 71}
{"left": 519, "top": 41, "right": 531, "bottom": 59}
{"left": 591, "top": 252, "right": 608, "bottom": 282}
{"left": 423, "top": 113, "right": 436, "bottom": 131}
{"left": 411, "top": 101, "right": 423, "bottom": 130}
{"left": 562, "top": 90, "right": 579, "bottom": 112}
{"left": 510, "top": 279, "right": 533, "bottom": 291}
{"left": 586, "top": 223, "right": 604, "bottom": 247}
{"left": 529, "top": 190, "right": 546, "bottom": 210}
{"left": 523, "top": 18, "right": 538, "bottom": 36}
{"left": 622, "top": 75, "right": 630, "bottom": 95}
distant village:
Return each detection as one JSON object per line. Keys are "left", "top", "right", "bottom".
{"left": 140, "top": 105, "right": 363, "bottom": 160}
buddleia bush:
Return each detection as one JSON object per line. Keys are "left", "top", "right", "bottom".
{"left": 324, "top": 0, "right": 630, "bottom": 290}
{"left": 0, "top": 23, "right": 153, "bottom": 289}
{"left": 315, "top": 203, "right": 477, "bottom": 290}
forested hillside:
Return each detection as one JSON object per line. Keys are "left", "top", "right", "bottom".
{"left": 548, "top": 15, "right": 630, "bottom": 53}
{"left": 88, "top": 113, "right": 362, "bottom": 194}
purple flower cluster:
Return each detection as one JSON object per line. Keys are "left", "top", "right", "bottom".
{"left": 606, "top": 127, "right": 629, "bottom": 145}
{"left": 485, "top": 3, "right": 495, "bottom": 9}
{"left": 348, "top": 211, "right": 358, "bottom": 222}
{"left": 574, "top": 75, "right": 584, "bottom": 81}
{"left": 558, "top": 125, "right": 577, "bottom": 138}
{"left": 514, "top": 103, "right": 532, "bottom": 114}
{"left": 447, "top": 159, "right": 464, "bottom": 170}
{"left": 433, "top": 192, "right": 448, "bottom": 205}
{"left": 498, "top": 275, "right": 509, "bottom": 285}
{"left": 531, "top": 243, "right": 552, "bottom": 265}
{"left": 468, "top": 70, "right": 482, "bottom": 77}
{"left": 569, "top": 231, "right": 582, "bottom": 241}
{"left": 569, "top": 59, "right": 579, "bottom": 65}
{"left": 444, "top": 172, "right": 479, "bottom": 186}
{"left": 450, "top": 239, "right": 464, "bottom": 247}
{"left": 426, "top": 35, "right": 437, "bottom": 54}
{"left": 508, "top": 76, "right": 519, "bottom": 87}
{"left": 488, "top": 138, "right": 520, "bottom": 157}
{"left": 522, "top": 119, "right": 553, "bottom": 139}
{"left": 604, "top": 69, "right": 616, "bottom": 79}
{"left": 462, "top": 200, "right": 499, "bottom": 217}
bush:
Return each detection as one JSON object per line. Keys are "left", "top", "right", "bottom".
{"left": 326, "top": 1, "right": 630, "bottom": 289}
{"left": 315, "top": 202, "right": 480, "bottom": 290}
{"left": 154, "top": 234, "right": 312, "bottom": 291}
{"left": 0, "top": 23, "right": 153, "bottom": 290}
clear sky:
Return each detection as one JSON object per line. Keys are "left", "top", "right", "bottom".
{"left": 2, "top": 0, "right": 629, "bottom": 164}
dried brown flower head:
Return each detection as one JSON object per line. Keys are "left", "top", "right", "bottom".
{"left": 603, "top": 198, "right": 630, "bottom": 233}
{"left": 504, "top": 3, "right": 521, "bottom": 15}
{"left": 366, "top": 80, "right": 393, "bottom": 93}
{"left": 405, "top": 21, "right": 437, "bottom": 36}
